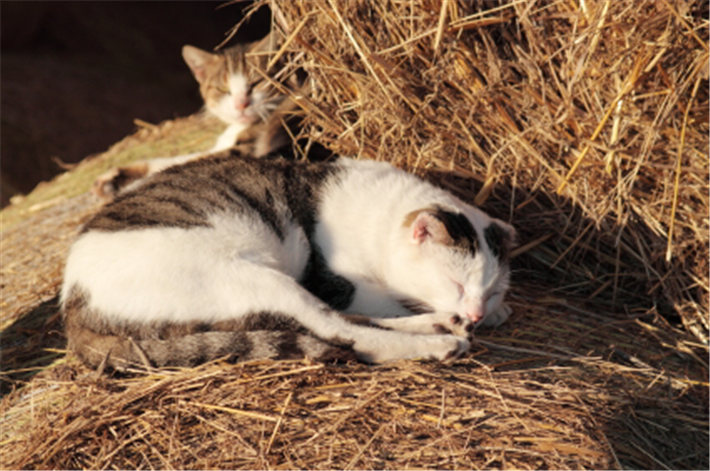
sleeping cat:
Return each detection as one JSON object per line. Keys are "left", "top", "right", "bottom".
{"left": 93, "top": 32, "right": 306, "bottom": 198}
{"left": 63, "top": 151, "right": 515, "bottom": 370}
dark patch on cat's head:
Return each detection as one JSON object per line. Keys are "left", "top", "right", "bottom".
{"left": 404, "top": 206, "right": 479, "bottom": 256}
{"left": 483, "top": 222, "right": 514, "bottom": 262}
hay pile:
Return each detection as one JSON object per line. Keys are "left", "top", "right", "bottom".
{"left": 3, "top": 354, "right": 705, "bottom": 470}
{"left": 1, "top": 1, "right": 708, "bottom": 469}
{"left": 267, "top": 0, "right": 708, "bottom": 342}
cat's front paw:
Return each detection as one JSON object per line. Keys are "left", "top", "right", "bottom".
{"left": 92, "top": 168, "right": 121, "bottom": 199}
{"left": 91, "top": 163, "right": 149, "bottom": 199}
{"left": 422, "top": 335, "right": 471, "bottom": 361}
{"left": 478, "top": 303, "right": 512, "bottom": 327}
{"left": 431, "top": 313, "right": 475, "bottom": 338}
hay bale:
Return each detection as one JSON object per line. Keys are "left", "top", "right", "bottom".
{"left": 268, "top": 0, "right": 708, "bottom": 343}
{"left": 1, "top": 1, "right": 708, "bottom": 469}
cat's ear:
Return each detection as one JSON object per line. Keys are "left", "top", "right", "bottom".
{"left": 250, "top": 31, "right": 280, "bottom": 54}
{"left": 405, "top": 210, "right": 454, "bottom": 246}
{"left": 483, "top": 219, "right": 516, "bottom": 261}
{"left": 182, "top": 45, "right": 218, "bottom": 83}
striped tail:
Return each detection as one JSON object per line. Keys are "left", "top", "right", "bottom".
{"left": 67, "top": 327, "right": 354, "bottom": 372}
{"left": 62, "top": 287, "right": 356, "bottom": 372}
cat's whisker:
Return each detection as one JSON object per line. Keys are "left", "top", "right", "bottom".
{"left": 254, "top": 108, "right": 270, "bottom": 121}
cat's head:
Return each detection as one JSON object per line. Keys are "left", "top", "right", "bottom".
{"left": 395, "top": 205, "right": 515, "bottom": 325}
{"left": 182, "top": 33, "right": 288, "bottom": 126}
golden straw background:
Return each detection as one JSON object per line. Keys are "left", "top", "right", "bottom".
{"left": 1, "top": 1, "right": 707, "bottom": 469}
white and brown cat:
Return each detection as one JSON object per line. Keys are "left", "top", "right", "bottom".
{"left": 93, "top": 32, "right": 305, "bottom": 198}
{"left": 63, "top": 151, "right": 515, "bottom": 370}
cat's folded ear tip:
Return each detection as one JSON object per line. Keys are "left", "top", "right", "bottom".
{"left": 503, "top": 221, "right": 517, "bottom": 241}
{"left": 491, "top": 217, "right": 516, "bottom": 240}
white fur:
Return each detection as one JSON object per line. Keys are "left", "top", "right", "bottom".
{"left": 211, "top": 123, "right": 249, "bottom": 152}
{"left": 62, "top": 212, "right": 310, "bottom": 325}
{"left": 229, "top": 74, "right": 249, "bottom": 101}
{"left": 211, "top": 73, "right": 267, "bottom": 128}
{"left": 316, "top": 159, "right": 511, "bottom": 326}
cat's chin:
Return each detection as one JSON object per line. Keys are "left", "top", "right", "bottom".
{"left": 209, "top": 107, "right": 259, "bottom": 127}
{"left": 239, "top": 114, "right": 258, "bottom": 124}
{"left": 226, "top": 114, "right": 258, "bottom": 126}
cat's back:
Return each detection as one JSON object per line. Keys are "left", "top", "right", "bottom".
{"left": 62, "top": 153, "right": 341, "bottom": 325}
{"left": 84, "top": 152, "right": 338, "bottom": 235}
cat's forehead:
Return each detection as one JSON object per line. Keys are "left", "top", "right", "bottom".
{"left": 220, "top": 44, "right": 250, "bottom": 57}
{"left": 428, "top": 207, "right": 479, "bottom": 256}
{"left": 429, "top": 205, "right": 512, "bottom": 264}
{"left": 222, "top": 43, "right": 271, "bottom": 71}
{"left": 220, "top": 46, "right": 249, "bottom": 71}
{"left": 460, "top": 207, "right": 513, "bottom": 263}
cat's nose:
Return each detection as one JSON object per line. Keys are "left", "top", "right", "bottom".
{"left": 465, "top": 307, "right": 485, "bottom": 323}
{"left": 462, "top": 297, "right": 485, "bottom": 323}
{"left": 234, "top": 97, "right": 250, "bottom": 111}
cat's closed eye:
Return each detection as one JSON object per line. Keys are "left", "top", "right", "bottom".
{"left": 454, "top": 281, "right": 464, "bottom": 296}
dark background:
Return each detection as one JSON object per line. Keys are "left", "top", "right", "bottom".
{"left": 1, "top": 1, "right": 270, "bottom": 207}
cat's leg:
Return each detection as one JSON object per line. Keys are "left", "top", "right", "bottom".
{"left": 92, "top": 123, "right": 249, "bottom": 199}
{"left": 370, "top": 312, "right": 474, "bottom": 338}
{"left": 210, "top": 123, "right": 249, "bottom": 152}
{"left": 372, "top": 304, "right": 511, "bottom": 333}
{"left": 344, "top": 280, "right": 476, "bottom": 338}
{"left": 346, "top": 278, "right": 508, "bottom": 333}
{"left": 211, "top": 264, "right": 470, "bottom": 363}
{"left": 345, "top": 280, "right": 414, "bottom": 319}
{"left": 181, "top": 262, "right": 470, "bottom": 362}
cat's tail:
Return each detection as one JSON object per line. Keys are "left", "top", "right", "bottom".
{"left": 66, "top": 325, "right": 354, "bottom": 372}
{"left": 62, "top": 287, "right": 356, "bottom": 372}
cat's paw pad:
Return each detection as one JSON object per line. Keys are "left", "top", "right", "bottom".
{"left": 424, "top": 335, "right": 470, "bottom": 361}
{"left": 432, "top": 313, "right": 474, "bottom": 338}
{"left": 479, "top": 303, "right": 512, "bottom": 327}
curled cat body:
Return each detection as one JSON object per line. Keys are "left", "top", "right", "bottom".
{"left": 93, "top": 32, "right": 310, "bottom": 198}
{"left": 63, "top": 151, "right": 515, "bottom": 370}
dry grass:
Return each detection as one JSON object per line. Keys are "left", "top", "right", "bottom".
{"left": 1, "top": 1, "right": 708, "bottom": 469}
{"left": 1, "top": 346, "right": 707, "bottom": 469}
{"left": 268, "top": 0, "right": 709, "bottom": 343}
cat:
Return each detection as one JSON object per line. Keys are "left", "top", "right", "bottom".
{"left": 62, "top": 150, "right": 515, "bottom": 371}
{"left": 93, "top": 32, "right": 308, "bottom": 198}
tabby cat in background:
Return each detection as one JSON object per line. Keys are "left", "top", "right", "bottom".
{"left": 93, "top": 32, "right": 313, "bottom": 198}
